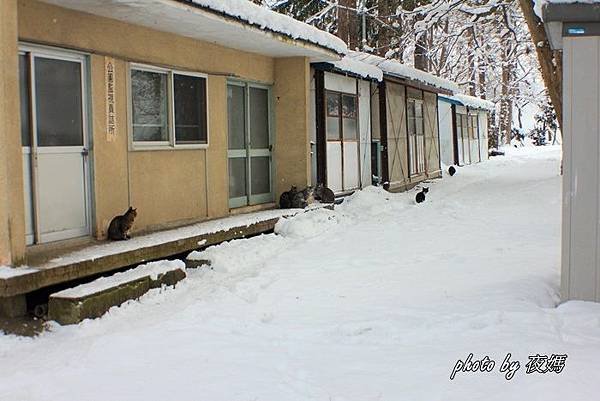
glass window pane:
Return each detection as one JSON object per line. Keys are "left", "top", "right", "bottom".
{"left": 251, "top": 157, "right": 270, "bottom": 195}
{"left": 326, "top": 116, "right": 340, "bottom": 140}
{"left": 20, "top": 54, "right": 31, "bottom": 147}
{"left": 408, "top": 117, "right": 416, "bottom": 137}
{"left": 415, "top": 102, "right": 423, "bottom": 118}
{"left": 174, "top": 74, "right": 207, "bottom": 144}
{"left": 407, "top": 101, "right": 415, "bottom": 119}
{"left": 35, "top": 57, "right": 83, "bottom": 147}
{"left": 342, "top": 95, "right": 357, "bottom": 118}
{"left": 227, "top": 85, "right": 246, "bottom": 150}
{"left": 249, "top": 87, "right": 269, "bottom": 149}
{"left": 416, "top": 117, "right": 424, "bottom": 136}
{"left": 343, "top": 118, "right": 357, "bottom": 140}
{"left": 131, "top": 69, "right": 168, "bottom": 142}
{"left": 228, "top": 158, "right": 247, "bottom": 198}
{"left": 371, "top": 141, "right": 380, "bottom": 180}
{"left": 326, "top": 92, "right": 339, "bottom": 116}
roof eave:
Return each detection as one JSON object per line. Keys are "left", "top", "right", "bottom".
{"left": 174, "top": 0, "right": 345, "bottom": 59}
{"left": 542, "top": 2, "right": 600, "bottom": 50}
{"left": 39, "top": 0, "right": 345, "bottom": 61}
{"left": 543, "top": 2, "right": 600, "bottom": 23}
{"left": 312, "top": 62, "right": 381, "bottom": 82}
{"left": 383, "top": 73, "right": 453, "bottom": 96}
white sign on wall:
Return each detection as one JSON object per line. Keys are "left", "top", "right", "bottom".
{"left": 105, "top": 57, "right": 117, "bottom": 142}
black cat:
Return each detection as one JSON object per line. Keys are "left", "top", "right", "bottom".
{"left": 279, "top": 186, "right": 297, "bottom": 209}
{"left": 448, "top": 166, "right": 456, "bottom": 176}
{"left": 415, "top": 187, "right": 429, "bottom": 204}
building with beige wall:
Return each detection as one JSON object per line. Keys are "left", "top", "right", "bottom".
{"left": 0, "top": 0, "right": 346, "bottom": 266}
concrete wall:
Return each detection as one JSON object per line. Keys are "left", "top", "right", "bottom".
{"left": 1, "top": 0, "right": 311, "bottom": 263}
{"left": 0, "top": 0, "right": 26, "bottom": 265}
{"left": 273, "top": 57, "right": 311, "bottom": 198}
{"left": 561, "top": 36, "right": 600, "bottom": 302}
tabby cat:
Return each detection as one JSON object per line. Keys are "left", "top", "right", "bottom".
{"left": 108, "top": 207, "right": 137, "bottom": 241}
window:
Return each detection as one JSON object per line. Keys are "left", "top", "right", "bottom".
{"left": 131, "top": 69, "right": 168, "bottom": 143}
{"left": 326, "top": 92, "right": 358, "bottom": 141}
{"left": 342, "top": 94, "right": 357, "bottom": 140}
{"left": 407, "top": 97, "right": 425, "bottom": 175}
{"left": 326, "top": 92, "right": 340, "bottom": 140}
{"left": 174, "top": 74, "right": 208, "bottom": 144}
{"left": 130, "top": 65, "right": 208, "bottom": 148}
{"left": 469, "top": 115, "right": 478, "bottom": 140}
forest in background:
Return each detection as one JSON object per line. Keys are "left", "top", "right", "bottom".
{"left": 253, "top": 0, "right": 561, "bottom": 148}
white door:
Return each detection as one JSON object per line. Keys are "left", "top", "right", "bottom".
{"left": 325, "top": 91, "right": 360, "bottom": 193}
{"left": 461, "top": 114, "right": 471, "bottom": 165}
{"left": 20, "top": 48, "right": 91, "bottom": 244}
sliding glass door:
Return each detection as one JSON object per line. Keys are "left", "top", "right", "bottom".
{"left": 227, "top": 82, "right": 273, "bottom": 208}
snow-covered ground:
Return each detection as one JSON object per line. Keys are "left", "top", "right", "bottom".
{"left": 1, "top": 146, "right": 599, "bottom": 401}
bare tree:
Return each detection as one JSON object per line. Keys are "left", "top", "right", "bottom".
{"left": 518, "top": 0, "right": 562, "bottom": 129}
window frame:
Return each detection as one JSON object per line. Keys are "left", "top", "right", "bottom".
{"left": 128, "top": 63, "right": 209, "bottom": 151}
{"left": 325, "top": 90, "right": 359, "bottom": 142}
{"left": 407, "top": 96, "right": 426, "bottom": 176}
{"left": 469, "top": 113, "right": 479, "bottom": 140}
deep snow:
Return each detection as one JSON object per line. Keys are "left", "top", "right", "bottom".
{"left": 1, "top": 146, "right": 599, "bottom": 401}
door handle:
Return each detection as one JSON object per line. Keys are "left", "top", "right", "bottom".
{"left": 82, "top": 148, "right": 89, "bottom": 156}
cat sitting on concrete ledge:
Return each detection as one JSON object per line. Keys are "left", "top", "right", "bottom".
{"left": 108, "top": 207, "right": 137, "bottom": 240}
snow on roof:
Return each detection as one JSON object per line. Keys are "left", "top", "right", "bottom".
{"left": 42, "top": 0, "right": 346, "bottom": 60}
{"left": 347, "top": 51, "right": 459, "bottom": 93}
{"left": 188, "top": 0, "right": 347, "bottom": 55}
{"left": 537, "top": 0, "right": 600, "bottom": 20}
{"left": 328, "top": 56, "right": 384, "bottom": 81}
{"left": 443, "top": 94, "right": 496, "bottom": 111}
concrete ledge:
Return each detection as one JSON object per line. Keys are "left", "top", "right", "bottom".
{"left": 48, "top": 262, "right": 186, "bottom": 325}
{"left": 0, "top": 216, "right": 282, "bottom": 298}
{"left": 0, "top": 295, "right": 27, "bottom": 318}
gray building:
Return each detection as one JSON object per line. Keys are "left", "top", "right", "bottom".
{"left": 544, "top": 2, "right": 600, "bottom": 302}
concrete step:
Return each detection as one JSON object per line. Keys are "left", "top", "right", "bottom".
{"left": 48, "top": 260, "right": 186, "bottom": 325}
